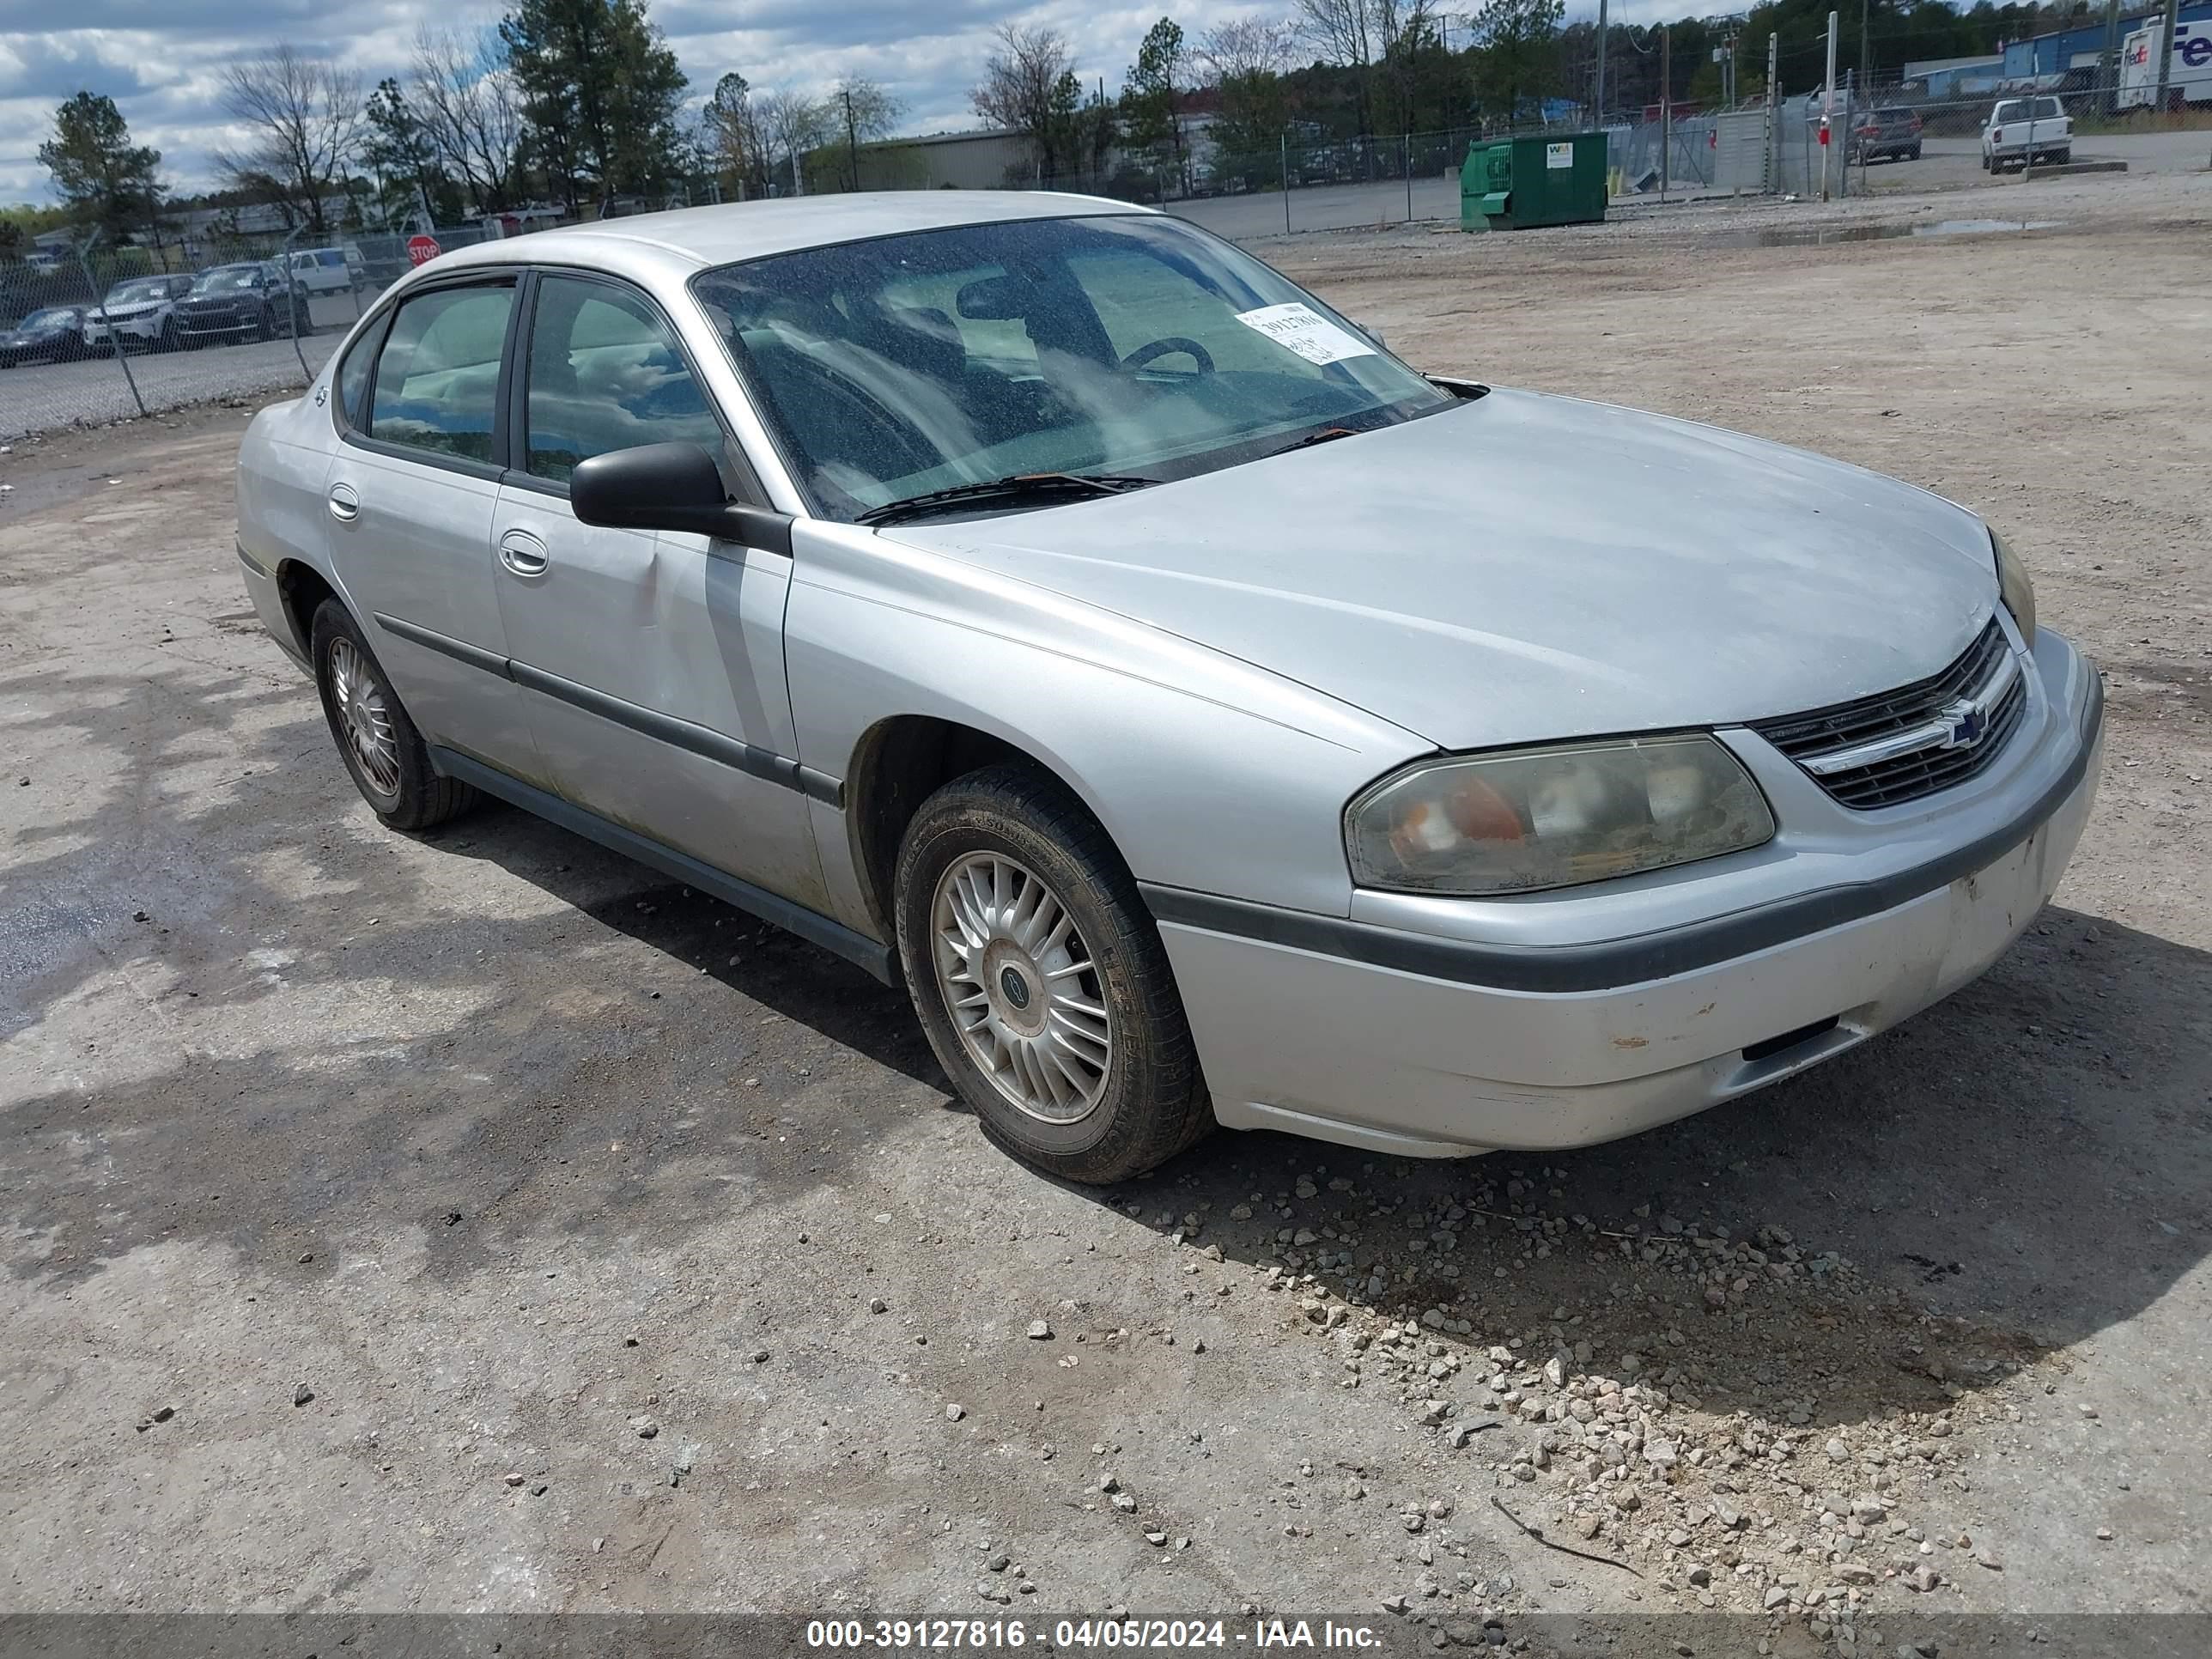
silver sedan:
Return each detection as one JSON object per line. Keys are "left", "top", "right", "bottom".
{"left": 234, "top": 193, "right": 2102, "bottom": 1182}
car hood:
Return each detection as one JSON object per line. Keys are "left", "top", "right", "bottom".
{"left": 95, "top": 300, "right": 167, "bottom": 319}
{"left": 881, "top": 387, "right": 2002, "bottom": 750}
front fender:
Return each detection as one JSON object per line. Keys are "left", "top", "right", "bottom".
{"left": 783, "top": 521, "right": 1429, "bottom": 939}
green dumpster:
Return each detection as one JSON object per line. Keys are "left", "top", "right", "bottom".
{"left": 1460, "top": 133, "right": 1608, "bottom": 231}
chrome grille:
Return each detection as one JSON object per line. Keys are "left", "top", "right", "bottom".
{"left": 1752, "top": 619, "right": 2027, "bottom": 809}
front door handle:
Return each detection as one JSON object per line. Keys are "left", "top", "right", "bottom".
{"left": 327, "top": 483, "right": 359, "bottom": 523}
{"left": 498, "top": 528, "right": 549, "bottom": 578}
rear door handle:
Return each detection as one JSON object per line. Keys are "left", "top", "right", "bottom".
{"left": 327, "top": 483, "right": 359, "bottom": 523}
{"left": 498, "top": 528, "right": 549, "bottom": 578}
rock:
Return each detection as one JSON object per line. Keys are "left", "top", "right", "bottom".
{"left": 1825, "top": 1437, "right": 1849, "bottom": 1462}
{"left": 1850, "top": 1496, "right": 1887, "bottom": 1522}
{"left": 1027, "top": 1320, "right": 1054, "bottom": 1340}
{"left": 945, "top": 1403, "right": 965, "bottom": 1422}
{"left": 292, "top": 1385, "right": 314, "bottom": 1407}
{"left": 149, "top": 1407, "right": 174, "bottom": 1425}
{"left": 1420, "top": 1400, "right": 1451, "bottom": 1426}
{"left": 1763, "top": 1586, "right": 1790, "bottom": 1610}
{"left": 503, "top": 1472, "right": 525, "bottom": 1487}
{"left": 1906, "top": 1565, "right": 1940, "bottom": 1593}
{"left": 1144, "top": 1528, "right": 1168, "bottom": 1547}
{"left": 1978, "top": 1554, "right": 2004, "bottom": 1571}
{"left": 869, "top": 1297, "right": 888, "bottom": 1314}
{"left": 977, "top": 1583, "right": 1012, "bottom": 1605}
{"left": 1112, "top": 1492, "right": 1138, "bottom": 1513}
{"left": 1687, "top": 1565, "right": 1711, "bottom": 1587}
{"left": 631, "top": 1414, "right": 659, "bottom": 1438}
{"left": 1378, "top": 1595, "right": 1410, "bottom": 1615}
{"left": 1644, "top": 1439, "right": 1680, "bottom": 1468}
{"left": 987, "top": 1553, "right": 1011, "bottom": 1572}
{"left": 1544, "top": 1354, "right": 1566, "bottom": 1388}
{"left": 1608, "top": 1486, "right": 1643, "bottom": 1512}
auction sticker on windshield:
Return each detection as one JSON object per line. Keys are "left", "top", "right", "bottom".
{"left": 1232, "top": 301, "right": 1376, "bottom": 366}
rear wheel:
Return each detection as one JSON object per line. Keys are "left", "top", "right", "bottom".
{"left": 310, "top": 600, "right": 475, "bottom": 831}
{"left": 895, "top": 763, "right": 1211, "bottom": 1184}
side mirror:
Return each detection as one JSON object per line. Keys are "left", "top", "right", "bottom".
{"left": 569, "top": 442, "right": 793, "bottom": 556}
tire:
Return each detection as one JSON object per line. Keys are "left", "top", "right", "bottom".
{"left": 309, "top": 599, "right": 475, "bottom": 831}
{"left": 894, "top": 763, "right": 1211, "bottom": 1184}
{"left": 2051, "top": 149, "right": 2070, "bottom": 165}
{"left": 156, "top": 319, "right": 178, "bottom": 353}
{"left": 1909, "top": 145, "right": 1922, "bottom": 161}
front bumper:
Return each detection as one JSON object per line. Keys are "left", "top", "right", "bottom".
{"left": 1152, "top": 629, "right": 2103, "bottom": 1158}
{"left": 83, "top": 315, "right": 164, "bottom": 347}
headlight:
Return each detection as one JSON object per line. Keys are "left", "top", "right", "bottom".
{"left": 1346, "top": 735, "right": 1777, "bottom": 896}
{"left": 1990, "top": 525, "right": 2036, "bottom": 647}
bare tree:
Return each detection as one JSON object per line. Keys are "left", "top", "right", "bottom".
{"left": 972, "top": 22, "right": 1081, "bottom": 179}
{"left": 831, "top": 76, "right": 902, "bottom": 191}
{"left": 700, "top": 71, "right": 773, "bottom": 198}
{"left": 1293, "top": 0, "right": 1375, "bottom": 135}
{"left": 411, "top": 27, "right": 525, "bottom": 214}
{"left": 1196, "top": 15, "right": 1297, "bottom": 83}
{"left": 756, "top": 88, "right": 830, "bottom": 196}
{"left": 216, "top": 45, "right": 366, "bottom": 233}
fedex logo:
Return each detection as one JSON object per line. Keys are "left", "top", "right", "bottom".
{"left": 2181, "top": 35, "right": 2212, "bottom": 68}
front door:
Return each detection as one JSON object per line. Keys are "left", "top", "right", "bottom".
{"left": 489, "top": 271, "right": 822, "bottom": 908}
{"left": 325, "top": 276, "right": 538, "bottom": 771}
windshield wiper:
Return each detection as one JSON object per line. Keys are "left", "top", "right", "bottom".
{"left": 1257, "top": 409, "right": 1407, "bottom": 463}
{"left": 855, "top": 471, "right": 1156, "bottom": 527}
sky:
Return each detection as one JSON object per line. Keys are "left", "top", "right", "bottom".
{"left": 0, "top": 0, "right": 1672, "bottom": 208}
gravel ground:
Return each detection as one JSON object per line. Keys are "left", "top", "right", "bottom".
{"left": 2, "top": 174, "right": 2208, "bottom": 1651}
{"left": 0, "top": 318, "right": 343, "bottom": 441}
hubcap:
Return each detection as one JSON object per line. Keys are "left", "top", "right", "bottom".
{"left": 327, "top": 637, "right": 400, "bottom": 799}
{"left": 931, "top": 852, "right": 1113, "bottom": 1124}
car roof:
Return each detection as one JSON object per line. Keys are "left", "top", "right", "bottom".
{"left": 428, "top": 191, "right": 1154, "bottom": 284}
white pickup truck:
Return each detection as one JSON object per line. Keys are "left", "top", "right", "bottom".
{"left": 1982, "top": 96, "right": 2072, "bottom": 172}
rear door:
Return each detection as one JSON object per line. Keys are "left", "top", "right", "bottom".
{"left": 487, "top": 269, "right": 822, "bottom": 905}
{"left": 323, "top": 274, "right": 540, "bottom": 769}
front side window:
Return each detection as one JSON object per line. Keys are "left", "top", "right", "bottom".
{"left": 368, "top": 284, "right": 514, "bottom": 463}
{"left": 691, "top": 213, "right": 1451, "bottom": 523}
{"left": 523, "top": 275, "right": 720, "bottom": 483}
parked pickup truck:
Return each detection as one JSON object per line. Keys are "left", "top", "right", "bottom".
{"left": 1982, "top": 96, "right": 2071, "bottom": 171}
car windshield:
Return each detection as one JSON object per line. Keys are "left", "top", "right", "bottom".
{"left": 691, "top": 212, "right": 1453, "bottom": 522}
{"left": 21, "top": 307, "right": 74, "bottom": 329}
{"left": 192, "top": 266, "right": 261, "bottom": 293}
{"left": 104, "top": 279, "right": 168, "bottom": 305}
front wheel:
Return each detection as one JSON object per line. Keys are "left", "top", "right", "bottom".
{"left": 310, "top": 600, "right": 475, "bottom": 831}
{"left": 895, "top": 763, "right": 1211, "bottom": 1184}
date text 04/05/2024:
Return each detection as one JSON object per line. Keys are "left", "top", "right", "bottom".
{"left": 803, "top": 1618, "right": 1385, "bottom": 1649}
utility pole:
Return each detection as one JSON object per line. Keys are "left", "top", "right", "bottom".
{"left": 1821, "top": 11, "right": 1839, "bottom": 202}
{"left": 1859, "top": 0, "right": 1871, "bottom": 102}
{"left": 2159, "top": 0, "right": 2176, "bottom": 112}
{"left": 1660, "top": 25, "right": 1672, "bottom": 202}
{"left": 1596, "top": 0, "right": 1609, "bottom": 125}
{"left": 2100, "top": 0, "right": 2124, "bottom": 116}
{"left": 1766, "top": 33, "right": 1780, "bottom": 192}
{"left": 843, "top": 87, "right": 858, "bottom": 193}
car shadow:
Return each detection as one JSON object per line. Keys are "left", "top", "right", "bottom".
{"left": 8, "top": 652, "right": 2205, "bottom": 1433}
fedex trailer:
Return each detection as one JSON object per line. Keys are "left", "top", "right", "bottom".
{"left": 2119, "top": 20, "right": 2212, "bottom": 110}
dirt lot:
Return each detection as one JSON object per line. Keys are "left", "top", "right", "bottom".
{"left": 3, "top": 176, "right": 2209, "bottom": 1651}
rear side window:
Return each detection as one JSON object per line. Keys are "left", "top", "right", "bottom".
{"left": 368, "top": 284, "right": 514, "bottom": 464}
{"left": 523, "top": 275, "right": 720, "bottom": 483}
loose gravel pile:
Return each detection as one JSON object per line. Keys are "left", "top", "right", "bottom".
{"left": 1136, "top": 1158, "right": 2056, "bottom": 1653}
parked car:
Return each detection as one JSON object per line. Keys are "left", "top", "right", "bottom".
{"left": 173, "top": 261, "right": 311, "bottom": 346}
{"left": 286, "top": 246, "right": 366, "bottom": 295}
{"left": 234, "top": 196, "right": 2102, "bottom": 1183}
{"left": 1983, "top": 96, "right": 2071, "bottom": 170}
{"left": 82, "top": 273, "right": 195, "bottom": 352}
{"left": 0, "top": 303, "right": 91, "bottom": 367}
{"left": 1850, "top": 106, "right": 1923, "bottom": 163}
